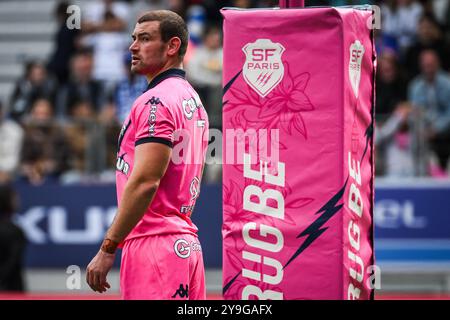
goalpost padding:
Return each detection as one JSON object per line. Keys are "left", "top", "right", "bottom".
{"left": 222, "top": 6, "right": 376, "bottom": 300}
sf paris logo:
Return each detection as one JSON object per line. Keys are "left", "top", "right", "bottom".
{"left": 242, "top": 39, "right": 285, "bottom": 98}
{"left": 349, "top": 40, "right": 365, "bottom": 98}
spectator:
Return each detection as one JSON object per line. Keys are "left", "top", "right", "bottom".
{"left": 375, "top": 102, "right": 416, "bottom": 177}
{"left": 0, "top": 184, "right": 26, "bottom": 292}
{"left": 61, "top": 98, "right": 116, "bottom": 183}
{"left": 23, "top": 98, "right": 54, "bottom": 124}
{"left": 167, "top": 0, "right": 187, "bottom": 19}
{"left": 20, "top": 99, "right": 70, "bottom": 185}
{"left": 114, "top": 53, "right": 147, "bottom": 123}
{"left": 0, "top": 101, "right": 24, "bottom": 184}
{"left": 9, "top": 61, "right": 57, "bottom": 122}
{"left": 202, "top": 0, "right": 232, "bottom": 25}
{"left": 129, "top": 0, "right": 169, "bottom": 33}
{"left": 82, "top": 0, "right": 130, "bottom": 32}
{"left": 68, "top": 100, "right": 96, "bottom": 121}
{"left": 57, "top": 49, "right": 105, "bottom": 119}
{"left": 376, "top": 51, "right": 408, "bottom": 122}
{"left": 381, "top": 0, "right": 423, "bottom": 53}
{"left": 81, "top": 0, "right": 131, "bottom": 90}
{"left": 186, "top": 5, "right": 206, "bottom": 46}
{"left": 186, "top": 25, "right": 223, "bottom": 128}
{"left": 404, "top": 14, "right": 450, "bottom": 79}
{"left": 232, "top": 0, "right": 253, "bottom": 8}
{"left": 61, "top": 118, "right": 90, "bottom": 182}
{"left": 375, "top": 26, "right": 400, "bottom": 56}
{"left": 63, "top": 99, "right": 120, "bottom": 181}
{"left": 422, "top": 0, "right": 450, "bottom": 30}
{"left": 99, "top": 105, "right": 122, "bottom": 181}
{"left": 257, "top": 0, "right": 284, "bottom": 7}
{"left": 444, "top": 1, "right": 450, "bottom": 35}
{"left": 408, "top": 49, "right": 450, "bottom": 173}
{"left": 47, "top": 1, "right": 81, "bottom": 85}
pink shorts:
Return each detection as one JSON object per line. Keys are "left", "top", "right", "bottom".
{"left": 120, "top": 233, "right": 206, "bottom": 300}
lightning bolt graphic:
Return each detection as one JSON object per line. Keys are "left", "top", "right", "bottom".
{"left": 223, "top": 70, "right": 242, "bottom": 96}
{"left": 222, "top": 70, "right": 242, "bottom": 107}
{"left": 284, "top": 178, "right": 349, "bottom": 269}
{"left": 222, "top": 271, "right": 240, "bottom": 295}
{"left": 360, "top": 121, "right": 373, "bottom": 163}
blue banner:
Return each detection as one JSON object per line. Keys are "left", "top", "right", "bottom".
{"left": 12, "top": 181, "right": 450, "bottom": 268}
{"left": 13, "top": 183, "right": 223, "bottom": 268}
{"left": 374, "top": 180, "right": 450, "bottom": 263}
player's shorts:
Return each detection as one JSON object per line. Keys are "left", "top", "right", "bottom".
{"left": 120, "top": 233, "right": 206, "bottom": 300}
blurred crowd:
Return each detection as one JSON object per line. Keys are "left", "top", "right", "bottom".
{"left": 0, "top": 0, "right": 449, "bottom": 186}
{"left": 373, "top": 0, "right": 450, "bottom": 178}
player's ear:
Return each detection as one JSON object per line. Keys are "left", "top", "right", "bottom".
{"left": 167, "top": 37, "right": 181, "bottom": 58}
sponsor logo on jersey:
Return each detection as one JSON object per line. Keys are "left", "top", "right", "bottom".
{"left": 189, "top": 177, "right": 200, "bottom": 200}
{"left": 181, "top": 177, "right": 201, "bottom": 215}
{"left": 116, "top": 153, "right": 130, "bottom": 175}
{"left": 174, "top": 239, "right": 191, "bottom": 258}
{"left": 174, "top": 238, "right": 202, "bottom": 259}
{"left": 146, "top": 96, "right": 162, "bottom": 137}
{"left": 182, "top": 95, "right": 202, "bottom": 120}
{"left": 172, "top": 284, "right": 188, "bottom": 298}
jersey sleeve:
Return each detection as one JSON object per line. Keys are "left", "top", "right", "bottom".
{"left": 132, "top": 96, "right": 176, "bottom": 148}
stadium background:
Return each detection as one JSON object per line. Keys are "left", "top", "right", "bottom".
{"left": 0, "top": 0, "right": 449, "bottom": 299}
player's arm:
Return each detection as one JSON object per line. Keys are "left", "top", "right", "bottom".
{"left": 105, "top": 141, "right": 172, "bottom": 245}
{"left": 86, "top": 142, "right": 171, "bottom": 293}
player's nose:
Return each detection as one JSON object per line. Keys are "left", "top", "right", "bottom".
{"left": 129, "top": 40, "right": 139, "bottom": 52}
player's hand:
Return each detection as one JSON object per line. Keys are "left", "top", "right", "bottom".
{"left": 86, "top": 250, "right": 115, "bottom": 293}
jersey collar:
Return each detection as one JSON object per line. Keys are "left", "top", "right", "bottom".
{"left": 145, "top": 68, "right": 186, "bottom": 91}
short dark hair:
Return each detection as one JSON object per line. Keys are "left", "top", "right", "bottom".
{"left": 137, "top": 10, "right": 189, "bottom": 59}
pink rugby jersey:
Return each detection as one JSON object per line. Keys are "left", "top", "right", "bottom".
{"left": 116, "top": 69, "right": 209, "bottom": 242}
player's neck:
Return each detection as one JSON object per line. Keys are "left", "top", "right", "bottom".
{"left": 146, "top": 61, "right": 183, "bottom": 84}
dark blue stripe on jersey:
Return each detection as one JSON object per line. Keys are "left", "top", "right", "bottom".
{"left": 117, "top": 119, "right": 131, "bottom": 152}
{"left": 145, "top": 68, "right": 186, "bottom": 92}
{"left": 135, "top": 137, "right": 173, "bottom": 148}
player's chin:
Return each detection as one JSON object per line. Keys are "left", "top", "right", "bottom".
{"left": 130, "top": 65, "right": 139, "bottom": 74}
{"left": 130, "top": 64, "right": 144, "bottom": 75}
